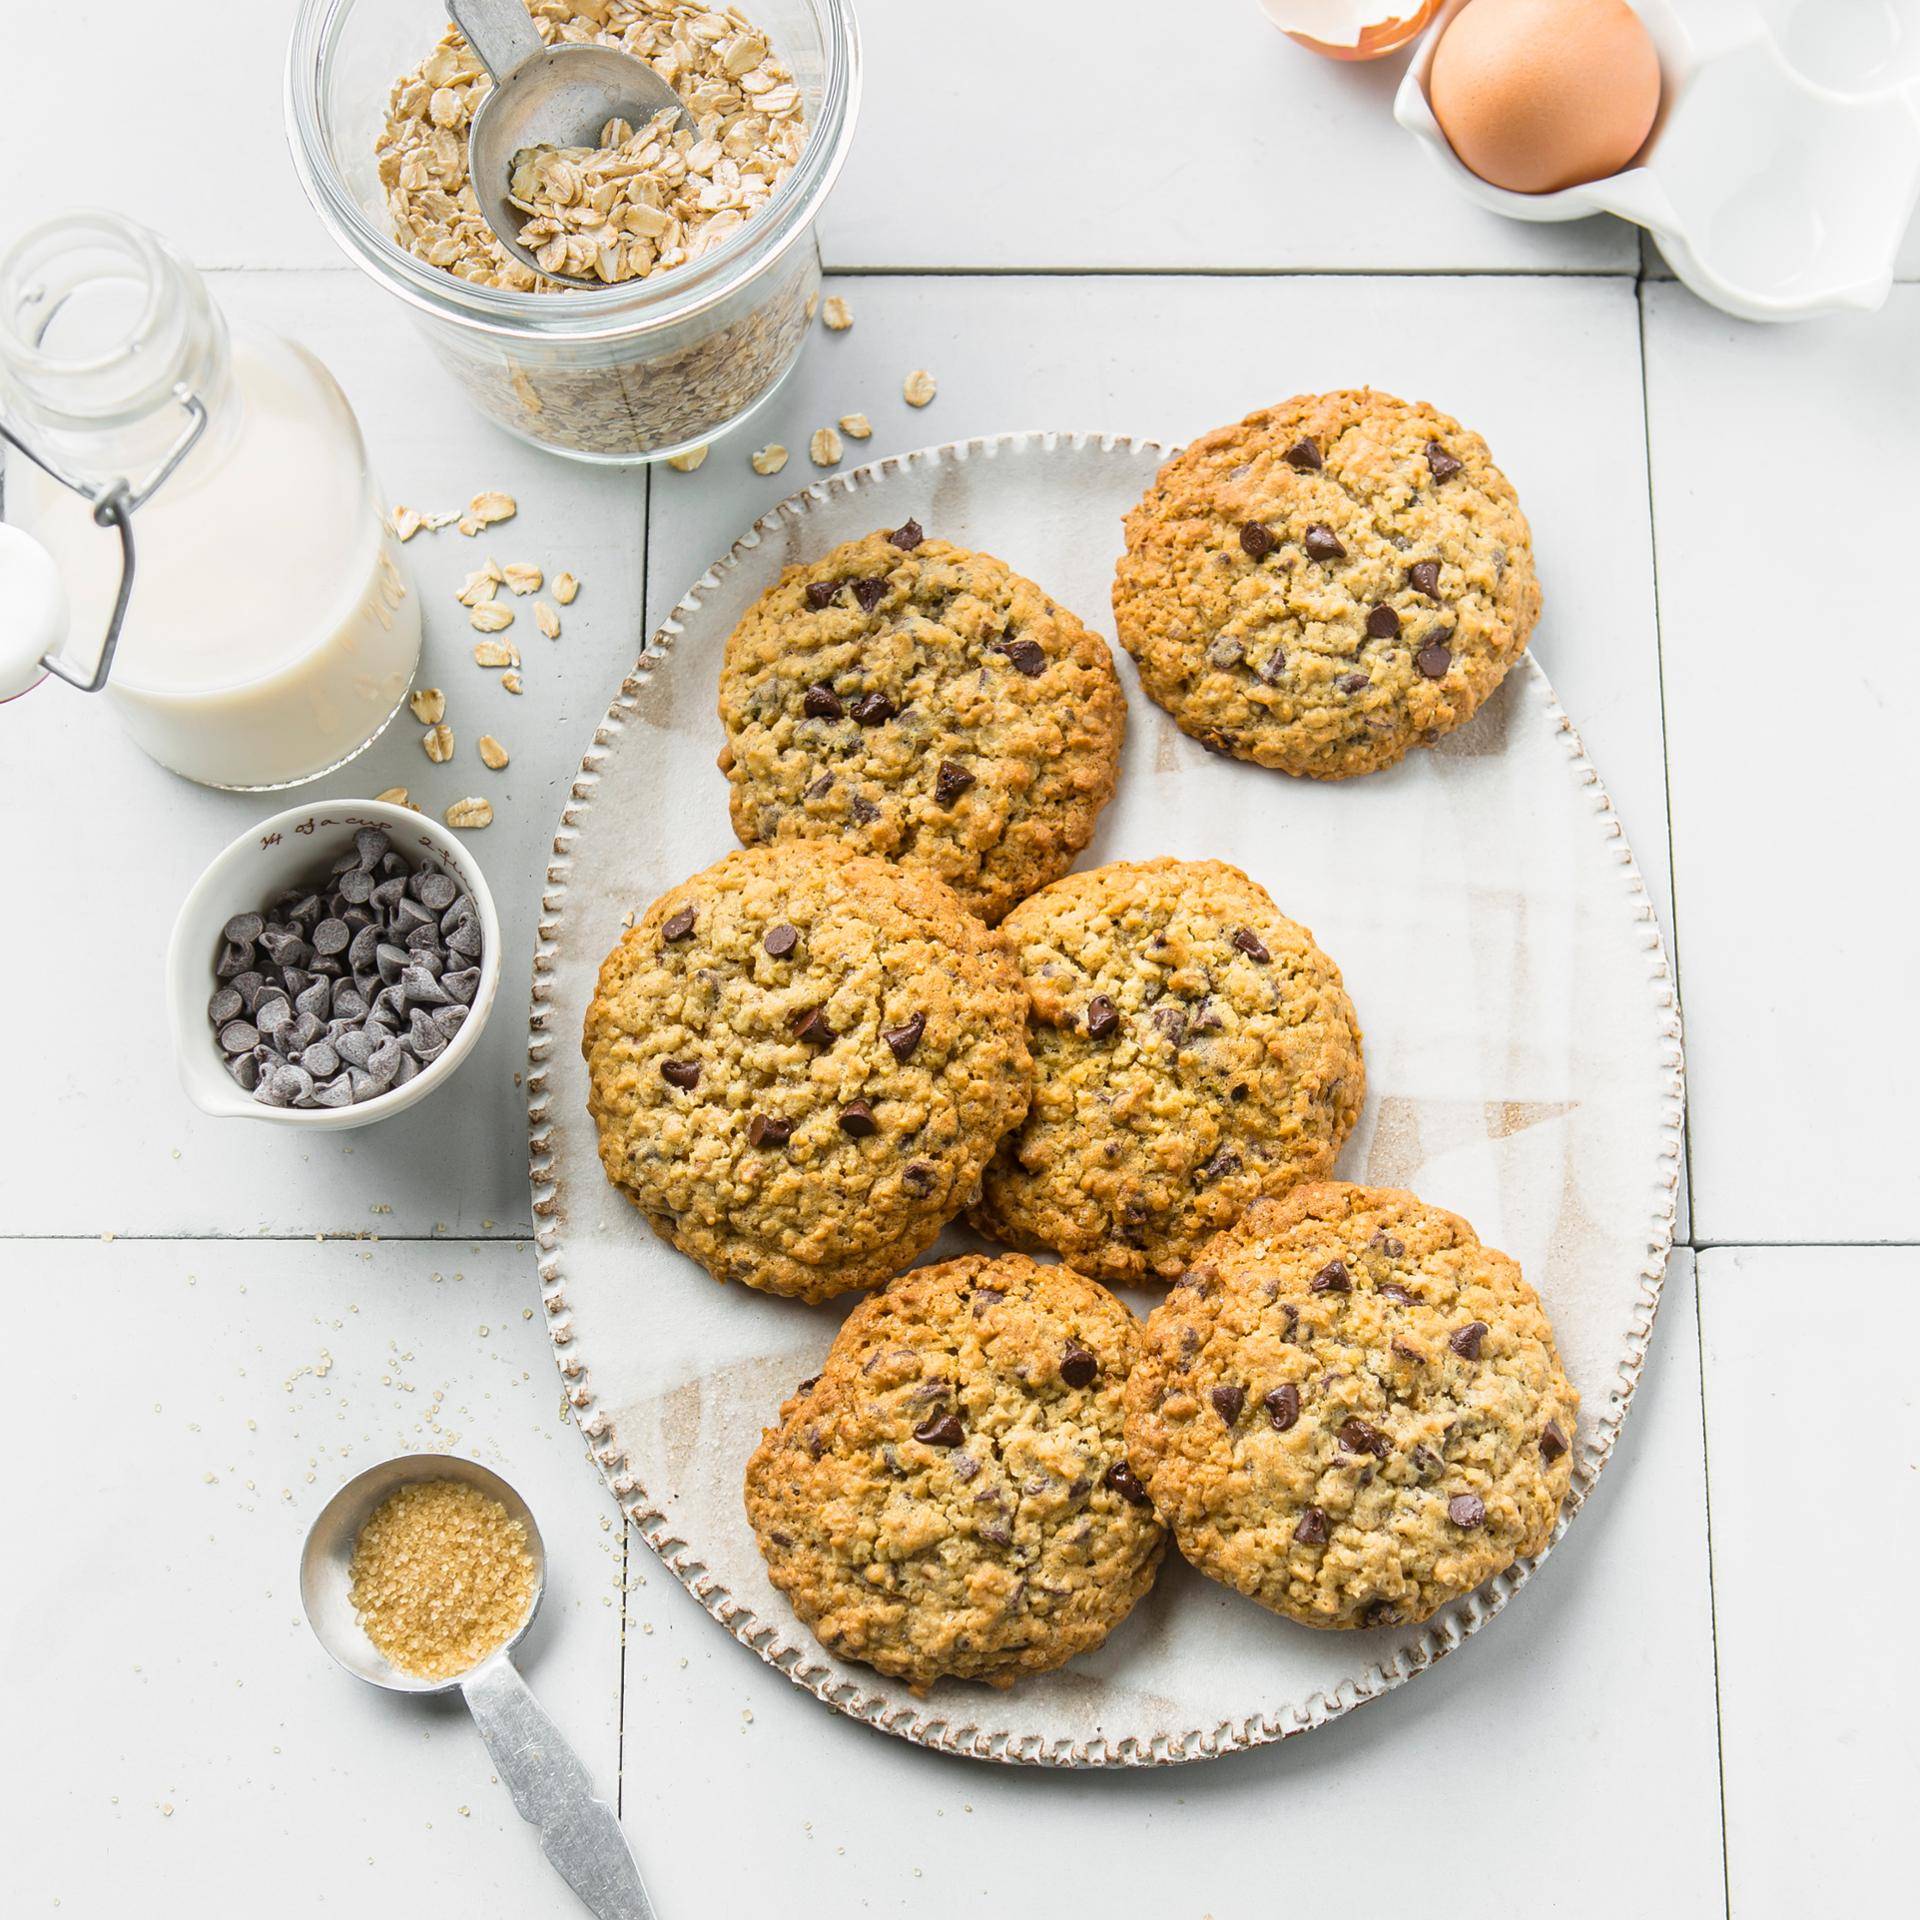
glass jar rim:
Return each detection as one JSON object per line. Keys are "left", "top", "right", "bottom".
{"left": 284, "top": 0, "right": 861, "bottom": 343}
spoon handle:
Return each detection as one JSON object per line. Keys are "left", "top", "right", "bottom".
{"left": 445, "top": 0, "right": 545, "bottom": 82}
{"left": 462, "top": 1654, "right": 658, "bottom": 1920}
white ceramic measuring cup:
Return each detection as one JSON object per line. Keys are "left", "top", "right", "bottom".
{"left": 301, "top": 1452, "right": 658, "bottom": 1919}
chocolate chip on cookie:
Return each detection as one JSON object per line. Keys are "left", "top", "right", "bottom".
{"left": 803, "top": 683, "right": 843, "bottom": 718}
{"left": 1425, "top": 440, "right": 1463, "bottom": 481}
{"left": 1239, "top": 522, "right": 1276, "bottom": 559}
{"left": 852, "top": 692, "right": 896, "bottom": 726}
{"left": 838, "top": 1098, "right": 879, "bottom": 1137}
{"left": 1210, "top": 1384, "right": 1246, "bottom": 1426}
{"left": 1366, "top": 604, "right": 1401, "bottom": 639}
{"left": 1265, "top": 1383, "right": 1300, "bottom": 1430}
{"left": 883, "top": 1012, "right": 926, "bottom": 1061}
{"left": 1284, "top": 437, "right": 1323, "bottom": 471}
{"left": 933, "top": 760, "right": 975, "bottom": 806}
{"left": 1408, "top": 560, "right": 1441, "bottom": 598}
{"left": 1416, "top": 639, "right": 1453, "bottom": 680}
{"left": 1304, "top": 524, "right": 1345, "bottom": 562}
{"left": 889, "top": 518, "right": 925, "bottom": 550}
{"left": 762, "top": 922, "right": 800, "bottom": 957}
{"left": 791, "top": 1005, "right": 835, "bottom": 1047}
{"left": 999, "top": 636, "right": 1046, "bottom": 677}
{"left": 852, "top": 577, "right": 888, "bottom": 612}
{"left": 662, "top": 905, "right": 696, "bottom": 941}
{"left": 1449, "top": 1320, "right": 1488, "bottom": 1359}
{"left": 1085, "top": 993, "right": 1119, "bottom": 1039}
{"left": 747, "top": 1113, "right": 792, "bottom": 1148}
{"left": 1448, "top": 1493, "right": 1486, "bottom": 1529}
{"left": 1060, "top": 1341, "right": 1099, "bottom": 1388}
{"left": 660, "top": 1059, "right": 700, "bottom": 1089}
{"left": 805, "top": 580, "right": 839, "bottom": 610}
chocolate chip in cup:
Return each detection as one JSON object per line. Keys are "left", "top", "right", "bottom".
{"left": 199, "top": 824, "right": 487, "bottom": 1113}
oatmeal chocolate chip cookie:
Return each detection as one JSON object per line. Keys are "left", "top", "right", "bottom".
{"left": 582, "top": 843, "right": 1030, "bottom": 1303}
{"left": 1124, "top": 1182, "right": 1578, "bottom": 1630}
{"left": 1113, "top": 390, "right": 1540, "bottom": 779}
{"left": 717, "top": 526, "right": 1126, "bottom": 924}
{"left": 744, "top": 1252, "right": 1167, "bottom": 1690}
{"left": 970, "top": 859, "right": 1364, "bottom": 1284}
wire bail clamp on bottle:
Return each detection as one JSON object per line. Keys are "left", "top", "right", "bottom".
{"left": 0, "top": 380, "right": 206, "bottom": 693}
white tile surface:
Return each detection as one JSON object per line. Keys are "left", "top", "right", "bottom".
{"left": 0, "top": 268, "right": 643, "bottom": 1240}
{"left": 648, "top": 271, "right": 1675, "bottom": 921}
{"left": 616, "top": 1254, "right": 1720, "bottom": 1920}
{"left": 1699, "top": 1245, "right": 1918, "bottom": 1919}
{"left": 0, "top": 1237, "right": 627, "bottom": 1917}
{"left": 1642, "top": 285, "right": 1920, "bottom": 1242}
{"left": 822, "top": 2, "right": 1634, "bottom": 272}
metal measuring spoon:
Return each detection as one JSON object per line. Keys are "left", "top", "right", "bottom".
{"left": 447, "top": 0, "right": 693, "bottom": 284}
{"left": 301, "top": 1452, "right": 657, "bottom": 1919}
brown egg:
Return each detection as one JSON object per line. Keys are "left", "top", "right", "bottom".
{"left": 1430, "top": 0, "right": 1662, "bottom": 195}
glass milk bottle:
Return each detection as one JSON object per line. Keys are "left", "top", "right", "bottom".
{"left": 0, "top": 212, "right": 420, "bottom": 788}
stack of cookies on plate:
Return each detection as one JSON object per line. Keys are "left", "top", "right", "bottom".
{"left": 582, "top": 391, "right": 1578, "bottom": 1695}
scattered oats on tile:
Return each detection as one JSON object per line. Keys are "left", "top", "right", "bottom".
{"left": 903, "top": 369, "right": 938, "bottom": 408}
{"left": 751, "top": 443, "right": 789, "bottom": 476}
{"left": 469, "top": 490, "right": 517, "bottom": 526}
{"left": 374, "top": 786, "right": 412, "bottom": 806}
{"left": 472, "top": 638, "right": 519, "bottom": 668}
{"left": 469, "top": 601, "right": 515, "bottom": 633}
{"left": 456, "top": 563, "right": 502, "bottom": 606}
{"left": 458, "top": 515, "right": 482, "bottom": 537}
{"left": 477, "top": 734, "right": 510, "bottom": 770}
{"left": 666, "top": 444, "right": 709, "bottom": 472}
{"left": 425, "top": 510, "right": 462, "bottom": 531}
{"left": 390, "top": 505, "right": 425, "bottom": 542}
{"left": 839, "top": 412, "right": 872, "bottom": 440}
{"left": 809, "top": 426, "right": 843, "bottom": 467}
{"left": 501, "top": 671, "right": 524, "bottom": 694}
{"left": 422, "top": 723, "right": 455, "bottom": 764}
{"left": 409, "top": 687, "right": 445, "bottom": 724}
{"left": 444, "top": 797, "right": 494, "bottom": 830}
{"left": 535, "top": 602, "right": 561, "bottom": 640}
{"left": 821, "top": 296, "right": 853, "bottom": 332}
{"left": 552, "top": 571, "right": 580, "bottom": 606}
{"left": 501, "top": 562, "right": 543, "bottom": 595}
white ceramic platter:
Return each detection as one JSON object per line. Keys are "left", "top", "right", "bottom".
{"left": 526, "top": 432, "right": 1684, "bottom": 1767}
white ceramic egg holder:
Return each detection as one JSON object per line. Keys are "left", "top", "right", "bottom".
{"left": 1395, "top": 0, "right": 1920, "bottom": 321}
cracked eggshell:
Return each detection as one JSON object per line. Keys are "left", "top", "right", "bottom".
{"left": 1258, "top": 0, "right": 1442, "bottom": 60}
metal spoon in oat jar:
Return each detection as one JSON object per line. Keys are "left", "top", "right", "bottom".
{"left": 301, "top": 1452, "right": 658, "bottom": 1919}
{"left": 446, "top": 0, "right": 695, "bottom": 283}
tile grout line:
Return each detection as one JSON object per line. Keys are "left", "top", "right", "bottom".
{"left": 1691, "top": 1260, "right": 1736, "bottom": 1918}
{"left": 6, "top": 1230, "right": 1919, "bottom": 1247}
{"left": 1633, "top": 273, "right": 1700, "bottom": 1243}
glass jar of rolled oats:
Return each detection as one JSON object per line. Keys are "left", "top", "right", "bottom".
{"left": 287, "top": 0, "right": 859, "bottom": 464}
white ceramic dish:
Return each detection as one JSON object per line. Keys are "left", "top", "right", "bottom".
{"left": 1395, "top": 0, "right": 1920, "bottom": 322}
{"left": 167, "top": 797, "right": 501, "bottom": 1130}
{"left": 525, "top": 431, "right": 1685, "bottom": 1766}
